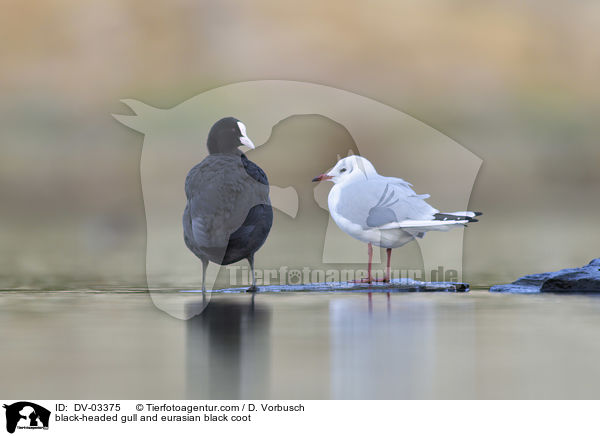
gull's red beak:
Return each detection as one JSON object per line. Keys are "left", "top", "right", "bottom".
{"left": 312, "top": 174, "right": 333, "bottom": 182}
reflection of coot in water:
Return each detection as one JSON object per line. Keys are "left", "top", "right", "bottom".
{"left": 186, "top": 297, "right": 271, "bottom": 399}
{"left": 183, "top": 117, "right": 273, "bottom": 292}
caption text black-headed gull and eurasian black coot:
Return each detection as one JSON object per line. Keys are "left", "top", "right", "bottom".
{"left": 183, "top": 117, "right": 273, "bottom": 292}
{"left": 313, "top": 155, "right": 481, "bottom": 284}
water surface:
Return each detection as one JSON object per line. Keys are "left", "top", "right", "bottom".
{"left": 2, "top": 289, "right": 600, "bottom": 399}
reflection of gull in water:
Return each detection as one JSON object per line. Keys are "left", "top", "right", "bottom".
{"left": 329, "top": 296, "right": 477, "bottom": 399}
{"left": 329, "top": 298, "right": 436, "bottom": 398}
{"left": 313, "top": 156, "right": 481, "bottom": 283}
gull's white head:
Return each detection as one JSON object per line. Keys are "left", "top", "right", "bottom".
{"left": 312, "top": 155, "right": 377, "bottom": 184}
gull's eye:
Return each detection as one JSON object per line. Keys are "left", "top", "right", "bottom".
{"left": 340, "top": 168, "right": 347, "bottom": 173}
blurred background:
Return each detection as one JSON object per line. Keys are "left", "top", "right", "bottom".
{"left": 1, "top": 0, "right": 599, "bottom": 290}
{"left": 3, "top": 0, "right": 600, "bottom": 401}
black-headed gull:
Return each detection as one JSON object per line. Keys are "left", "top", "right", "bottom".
{"left": 183, "top": 117, "right": 273, "bottom": 292}
{"left": 312, "top": 155, "right": 480, "bottom": 283}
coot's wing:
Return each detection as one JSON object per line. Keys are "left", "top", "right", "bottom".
{"left": 184, "top": 155, "right": 267, "bottom": 250}
{"left": 230, "top": 155, "right": 273, "bottom": 239}
{"left": 241, "top": 153, "right": 270, "bottom": 186}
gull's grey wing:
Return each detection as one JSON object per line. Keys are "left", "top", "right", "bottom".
{"left": 335, "top": 178, "right": 438, "bottom": 229}
{"left": 366, "top": 183, "right": 400, "bottom": 227}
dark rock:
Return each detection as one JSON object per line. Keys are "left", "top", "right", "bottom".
{"left": 490, "top": 258, "right": 600, "bottom": 294}
{"left": 541, "top": 269, "right": 600, "bottom": 293}
{"left": 588, "top": 258, "right": 600, "bottom": 267}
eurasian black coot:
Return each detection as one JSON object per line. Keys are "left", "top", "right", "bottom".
{"left": 183, "top": 117, "right": 273, "bottom": 292}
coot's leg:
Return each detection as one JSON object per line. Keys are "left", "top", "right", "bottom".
{"left": 201, "top": 258, "right": 208, "bottom": 292}
{"left": 247, "top": 254, "right": 258, "bottom": 292}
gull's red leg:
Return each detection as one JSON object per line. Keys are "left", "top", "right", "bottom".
{"left": 350, "top": 243, "right": 374, "bottom": 284}
{"left": 385, "top": 248, "right": 392, "bottom": 283}
{"left": 356, "top": 245, "right": 390, "bottom": 283}
{"left": 367, "top": 242, "right": 373, "bottom": 283}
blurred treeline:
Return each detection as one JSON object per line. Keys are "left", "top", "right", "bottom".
{"left": 1, "top": 0, "right": 599, "bottom": 288}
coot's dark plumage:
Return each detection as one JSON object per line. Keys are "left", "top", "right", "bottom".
{"left": 183, "top": 117, "right": 272, "bottom": 292}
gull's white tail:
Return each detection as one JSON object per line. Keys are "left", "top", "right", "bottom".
{"left": 377, "top": 211, "right": 482, "bottom": 233}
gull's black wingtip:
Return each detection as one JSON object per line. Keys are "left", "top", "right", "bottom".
{"left": 474, "top": 212, "right": 483, "bottom": 217}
